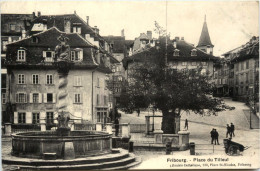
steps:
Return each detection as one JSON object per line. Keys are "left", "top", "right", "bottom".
{"left": 3, "top": 149, "right": 141, "bottom": 170}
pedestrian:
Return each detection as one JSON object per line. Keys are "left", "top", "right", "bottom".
{"left": 114, "top": 117, "right": 119, "bottom": 137}
{"left": 230, "top": 123, "right": 235, "bottom": 137}
{"left": 210, "top": 128, "right": 215, "bottom": 144}
{"left": 137, "top": 109, "right": 140, "bottom": 117}
{"left": 184, "top": 119, "right": 188, "bottom": 130}
{"left": 214, "top": 129, "right": 220, "bottom": 145}
{"left": 226, "top": 124, "right": 232, "bottom": 138}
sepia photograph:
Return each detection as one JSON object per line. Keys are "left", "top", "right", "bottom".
{"left": 0, "top": 0, "right": 259, "bottom": 170}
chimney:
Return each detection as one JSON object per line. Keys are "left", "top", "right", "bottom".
{"left": 147, "top": 31, "right": 152, "bottom": 40}
{"left": 121, "top": 29, "right": 125, "bottom": 37}
{"left": 37, "top": 11, "right": 41, "bottom": 17}
{"left": 22, "top": 30, "right": 26, "bottom": 38}
{"left": 32, "top": 12, "right": 36, "bottom": 18}
{"left": 181, "top": 37, "right": 184, "bottom": 41}
{"left": 175, "top": 37, "right": 179, "bottom": 41}
{"left": 93, "top": 26, "right": 99, "bottom": 35}
{"left": 86, "top": 16, "right": 89, "bottom": 25}
{"left": 74, "top": 10, "right": 76, "bottom": 14}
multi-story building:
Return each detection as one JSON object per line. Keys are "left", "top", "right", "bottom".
{"left": 6, "top": 27, "right": 115, "bottom": 128}
{"left": 124, "top": 17, "right": 218, "bottom": 78}
{"left": 1, "top": 13, "right": 35, "bottom": 124}
{"left": 213, "top": 46, "right": 243, "bottom": 97}
{"left": 232, "top": 37, "right": 259, "bottom": 101}
{"left": 213, "top": 36, "right": 259, "bottom": 101}
{"left": 103, "top": 30, "right": 127, "bottom": 106}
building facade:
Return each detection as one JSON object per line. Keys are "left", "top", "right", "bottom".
{"left": 1, "top": 13, "right": 35, "bottom": 124}
{"left": 213, "top": 36, "right": 259, "bottom": 102}
{"left": 5, "top": 26, "right": 116, "bottom": 128}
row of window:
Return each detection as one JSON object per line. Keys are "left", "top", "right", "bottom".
{"left": 17, "top": 112, "right": 54, "bottom": 124}
{"left": 235, "top": 60, "right": 250, "bottom": 71}
{"left": 16, "top": 50, "right": 83, "bottom": 62}
{"left": 173, "top": 49, "right": 197, "bottom": 57}
{"left": 170, "top": 61, "right": 208, "bottom": 66}
{"left": 17, "top": 74, "right": 85, "bottom": 86}
{"left": 18, "top": 74, "right": 53, "bottom": 84}
{"left": 14, "top": 93, "right": 85, "bottom": 104}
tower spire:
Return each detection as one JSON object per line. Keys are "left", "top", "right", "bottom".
{"left": 197, "top": 16, "right": 214, "bottom": 55}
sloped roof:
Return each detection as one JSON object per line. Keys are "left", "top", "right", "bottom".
{"left": 7, "top": 27, "right": 94, "bottom": 48}
{"left": 231, "top": 37, "right": 259, "bottom": 62}
{"left": 103, "top": 36, "right": 126, "bottom": 53}
{"left": 123, "top": 38, "right": 218, "bottom": 68}
{"left": 1, "top": 13, "right": 35, "bottom": 36}
{"left": 30, "top": 14, "right": 103, "bottom": 41}
{"left": 197, "top": 19, "right": 213, "bottom": 47}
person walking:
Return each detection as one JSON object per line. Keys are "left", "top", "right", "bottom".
{"left": 114, "top": 117, "right": 119, "bottom": 137}
{"left": 214, "top": 129, "right": 220, "bottom": 145}
{"left": 230, "top": 123, "right": 235, "bottom": 137}
{"left": 137, "top": 109, "right": 140, "bottom": 117}
{"left": 210, "top": 128, "right": 215, "bottom": 144}
{"left": 184, "top": 119, "right": 189, "bottom": 130}
{"left": 226, "top": 124, "right": 232, "bottom": 138}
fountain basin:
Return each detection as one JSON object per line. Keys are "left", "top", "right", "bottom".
{"left": 12, "top": 130, "right": 112, "bottom": 159}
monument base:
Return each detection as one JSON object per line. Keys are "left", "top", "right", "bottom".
{"left": 57, "top": 128, "right": 71, "bottom": 136}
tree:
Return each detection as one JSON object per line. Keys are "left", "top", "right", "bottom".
{"left": 121, "top": 37, "right": 230, "bottom": 134}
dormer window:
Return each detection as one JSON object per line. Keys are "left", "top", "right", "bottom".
{"left": 32, "top": 37, "right": 39, "bottom": 43}
{"left": 43, "top": 51, "right": 54, "bottom": 62}
{"left": 173, "top": 49, "right": 180, "bottom": 56}
{"left": 71, "top": 49, "right": 83, "bottom": 61}
{"left": 73, "top": 26, "right": 81, "bottom": 34}
{"left": 191, "top": 49, "right": 197, "bottom": 56}
{"left": 17, "top": 49, "right": 26, "bottom": 61}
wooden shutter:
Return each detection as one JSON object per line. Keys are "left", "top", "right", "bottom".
{"left": 79, "top": 76, "right": 82, "bottom": 86}
{"left": 29, "top": 93, "right": 33, "bottom": 103}
{"left": 80, "top": 93, "right": 83, "bottom": 103}
{"left": 43, "top": 93, "right": 47, "bottom": 103}
{"left": 40, "top": 111, "right": 46, "bottom": 124}
{"left": 15, "top": 93, "right": 18, "bottom": 103}
{"left": 26, "top": 112, "right": 32, "bottom": 124}
{"left": 43, "top": 51, "right": 46, "bottom": 58}
{"left": 53, "top": 93, "right": 56, "bottom": 103}
{"left": 39, "top": 93, "right": 42, "bottom": 103}
{"left": 80, "top": 50, "right": 83, "bottom": 61}
{"left": 14, "top": 112, "right": 18, "bottom": 124}
{"left": 24, "top": 93, "right": 27, "bottom": 103}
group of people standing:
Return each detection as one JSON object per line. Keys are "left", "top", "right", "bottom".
{"left": 210, "top": 123, "right": 235, "bottom": 145}
{"left": 210, "top": 128, "right": 220, "bottom": 145}
{"left": 226, "top": 123, "right": 235, "bottom": 138}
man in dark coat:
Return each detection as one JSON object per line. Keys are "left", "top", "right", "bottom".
{"left": 214, "top": 129, "right": 220, "bottom": 145}
{"left": 114, "top": 117, "right": 119, "bottom": 137}
{"left": 230, "top": 123, "right": 235, "bottom": 137}
{"left": 137, "top": 109, "right": 140, "bottom": 117}
{"left": 226, "top": 124, "right": 232, "bottom": 138}
{"left": 184, "top": 119, "right": 188, "bottom": 130}
{"left": 210, "top": 128, "right": 215, "bottom": 144}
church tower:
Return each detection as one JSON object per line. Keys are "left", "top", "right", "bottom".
{"left": 197, "top": 15, "right": 214, "bottom": 55}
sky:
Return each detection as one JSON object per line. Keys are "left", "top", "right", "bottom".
{"left": 1, "top": 1, "right": 259, "bottom": 56}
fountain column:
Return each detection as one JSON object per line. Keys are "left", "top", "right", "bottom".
{"left": 54, "top": 34, "right": 75, "bottom": 160}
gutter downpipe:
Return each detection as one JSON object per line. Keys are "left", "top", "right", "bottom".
{"left": 91, "top": 68, "right": 97, "bottom": 123}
